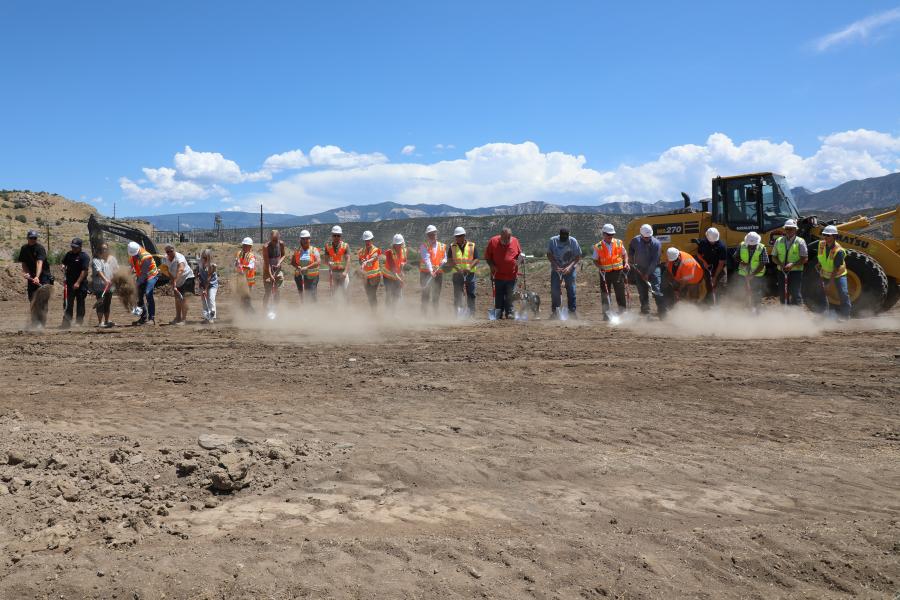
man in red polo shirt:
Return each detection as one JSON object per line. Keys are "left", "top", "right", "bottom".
{"left": 484, "top": 226, "right": 523, "bottom": 319}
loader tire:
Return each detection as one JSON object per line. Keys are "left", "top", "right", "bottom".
{"left": 884, "top": 277, "right": 900, "bottom": 311}
{"left": 803, "top": 242, "right": 888, "bottom": 316}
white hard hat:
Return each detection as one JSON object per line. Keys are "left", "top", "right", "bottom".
{"left": 392, "top": 233, "right": 404, "bottom": 245}
{"left": 639, "top": 224, "right": 653, "bottom": 238}
{"left": 299, "top": 230, "right": 311, "bottom": 239}
{"left": 602, "top": 223, "right": 615, "bottom": 235}
{"left": 331, "top": 225, "right": 343, "bottom": 235}
{"left": 705, "top": 227, "right": 720, "bottom": 242}
{"left": 453, "top": 226, "right": 466, "bottom": 236}
{"left": 241, "top": 237, "right": 253, "bottom": 246}
{"left": 127, "top": 241, "right": 140, "bottom": 256}
{"left": 822, "top": 225, "right": 839, "bottom": 235}
{"left": 362, "top": 230, "right": 374, "bottom": 241}
{"left": 744, "top": 231, "right": 761, "bottom": 245}
{"left": 784, "top": 219, "right": 798, "bottom": 229}
{"left": 425, "top": 225, "right": 437, "bottom": 234}
{"left": 666, "top": 247, "right": 680, "bottom": 261}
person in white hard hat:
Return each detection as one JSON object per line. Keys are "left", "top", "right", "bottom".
{"left": 447, "top": 226, "right": 479, "bottom": 316}
{"left": 381, "top": 233, "right": 408, "bottom": 309}
{"left": 324, "top": 225, "right": 350, "bottom": 302}
{"left": 234, "top": 237, "right": 257, "bottom": 312}
{"left": 736, "top": 231, "right": 768, "bottom": 310}
{"left": 128, "top": 240, "right": 160, "bottom": 325}
{"left": 261, "top": 230, "right": 286, "bottom": 313}
{"left": 817, "top": 224, "right": 851, "bottom": 319}
{"left": 358, "top": 230, "right": 382, "bottom": 310}
{"left": 592, "top": 223, "right": 628, "bottom": 321}
{"left": 290, "top": 230, "right": 321, "bottom": 303}
{"left": 547, "top": 227, "right": 581, "bottom": 319}
{"left": 419, "top": 225, "right": 447, "bottom": 314}
{"left": 771, "top": 219, "right": 808, "bottom": 305}
{"left": 664, "top": 246, "right": 704, "bottom": 303}
{"left": 627, "top": 224, "right": 665, "bottom": 318}
{"left": 696, "top": 227, "right": 727, "bottom": 304}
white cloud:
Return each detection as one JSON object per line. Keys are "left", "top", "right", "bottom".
{"left": 244, "top": 131, "right": 900, "bottom": 214}
{"left": 814, "top": 7, "right": 900, "bottom": 51}
{"left": 119, "top": 166, "right": 228, "bottom": 206}
{"left": 308, "top": 145, "right": 388, "bottom": 168}
{"left": 174, "top": 146, "right": 246, "bottom": 183}
{"left": 401, "top": 145, "right": 416, "bottom": 155}
{"left": 262, "top": 149, "right": 310, "bottom": 173}
{"left": 120, "top": 132, "right": 900, "bottom": 211}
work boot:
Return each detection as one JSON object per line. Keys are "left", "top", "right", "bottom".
{"left": 602, "top": 313, "right": 610, "bottom": 322}
{"left": 132, "top": 319, "right": 146, "bottom": 326}
{"left": 59, "top": 320, "right": 71, "bottom": 330}
{"left": 549, "top": 310, "right": 559, "bottom": 321}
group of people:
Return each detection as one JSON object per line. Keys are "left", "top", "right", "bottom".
{"left": 18, "top": 217, "right": 854, "bottom": 329}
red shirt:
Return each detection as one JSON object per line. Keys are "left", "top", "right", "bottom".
{"left": 484, "top": 235, "right": 522, "bottom": 281}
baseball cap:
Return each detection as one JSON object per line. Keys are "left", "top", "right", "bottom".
{"left": 70, "top": 237, "right": 83, "bottom": 248}
{"left": 26, "top": 230, "right": 38, "bottom": 239}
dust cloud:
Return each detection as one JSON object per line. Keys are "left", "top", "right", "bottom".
{"left": 112, "top": 270, "right": 136, "bottom": 309}
{"left": 618, "top": 303, "right": 900, "bottom": 339}
{"left": 231, "top": 300, "right": 473, "bottom": 342}
{"left": 29, "top": 284, "right": 52, "bottom": 324}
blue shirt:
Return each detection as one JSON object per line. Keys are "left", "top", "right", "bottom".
{"left": 628, "top": 235, "right": 661, "bottom": 273}
{"left": 547, "top": 236, "right": 581, "bottom": 267}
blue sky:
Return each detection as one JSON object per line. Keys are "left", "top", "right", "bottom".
{"left": 1, "top": 1, "right": 899, "bottom": 216}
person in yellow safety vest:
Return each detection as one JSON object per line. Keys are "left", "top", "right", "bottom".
{"left": 447, "top": 226, "right": 479, "bottom": 317}
{"left": 127, "top": 241, "right": 160, "bottom": 326}
{"left": 419, "top": 225, "right": 447, "bottom": 315}
{"left": 234, "top": 236, "right": 257, "bottom": 312}
{"left": 324, "top": 225, "right": 350, "bottom": 302}
{"left": 593, "top": 223, "right": 628, "bottom": 322}
{"left": 381, "top": 233, "right": 408, "bottom": 310}
{"left": 664, "top": 247, "right": 704, "bottom": 302}
{"left": 291, "top": 230, "right": 321, "bottom": 303}
{"left": 771, "top": 219, "right": 808, "bottom": 306}
{"left": 262, "top": 230, "right": 286, "bottom": 313}
{"left": 736, "top": 231, "right": 768, "bottom": 311}
{"left": 817, "top": 224, "right": 851, "bottom": 320}
{"left": 358, "top": 230, "right": 382, "bottom": 310}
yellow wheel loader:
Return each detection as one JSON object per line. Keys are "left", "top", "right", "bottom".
{"left": 624, "top": 172, "right": 900, "bottom": 316}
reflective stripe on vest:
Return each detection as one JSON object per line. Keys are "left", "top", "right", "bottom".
{"left": 293, "top": 246, "right": 320, "bottom": 278}
{"left": 326, "top": 242, "right": 348, "bottom": 271}
{"left": 668, "top": 250, "right": 704, "bottom": 284}
{"left": 236, "top": 250, "right": 256, "bottom": 285}
{"left": 358, "top": 246, "right": 382, "bottom": 279}
{"left": 818, "top": 242, "right": 847, "bottom": 278}
{"left": 419, "top": 242, "right": 446, "bottom": 273}
{"left": 130, "top": 248, "right": 159, "bottom": 280}
{"left": 382, "top": 247, "right": 406, "bottom": 280}
{"left": 593, "top": 239, "right": 625, "bottom": 271}
{"left": 738, "top": 243, "right": 765, "bottom": 277}
{"left": 774, "top": 236, "right": 803, "bottom": 271}
{"left": 451, "top": 241, "right": 476, "bottom": 273}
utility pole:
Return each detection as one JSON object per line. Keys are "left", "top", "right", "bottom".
{"left": 259, "top": 204, "right": 263, "bottom": 245}
{"left": 46, "top": 223, "right": 51, "bottom": 258}
{"left": 113, "top": 202, "right": 116, "bottom": 219}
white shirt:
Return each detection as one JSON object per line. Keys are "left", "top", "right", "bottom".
{"left": 165, "top": 252, "right": 194, "bottom": 287}
{"left": 419, "top": 241, "right": 447, "bottom": 271}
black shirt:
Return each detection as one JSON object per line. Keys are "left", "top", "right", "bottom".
{"left": 19, "top": 243, "right": 49, "bottom": 277}
{"left": 697, "top": 239, "right": 727, "bottom": 270}
{"left": 62, "top": 250, "right": 90, "bottom": 285}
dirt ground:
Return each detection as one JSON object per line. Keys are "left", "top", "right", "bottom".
{"left": 0, "top": 270, "right": 898, "bottom": 600}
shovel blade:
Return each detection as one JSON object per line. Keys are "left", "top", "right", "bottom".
{"left": 487, "top": 308, "right": 498, "bottom": 321}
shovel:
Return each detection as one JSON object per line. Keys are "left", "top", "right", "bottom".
{"left": 487, "top": 278, "right": 499, "bottom": 320}
{"left": 819, "top": 276, "right": 832, "bottom": 317}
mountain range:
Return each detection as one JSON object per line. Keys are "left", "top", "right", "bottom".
{"left": 135, "top": 171, "right": 900, "bottom": 231}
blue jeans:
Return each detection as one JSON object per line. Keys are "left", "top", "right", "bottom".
{"left": 138, "top": 276, "right": 158, "bottom": 321}
{"left": 494, "top": 278, "right": 516, "bottom": 318}
{"left": 830, "top": 276, "right": 852, "bottom": 318}
{"left": 636, "top": 267, "right": 665, "bottom": 315}
{"left": 452, "top": 272, "right": 476, "bottom": 313}
{"left": 777, "top": 270, "right": 804, "bottom": 305}
{"left": 550, "top": 270, "right": 576, "bottom": 312}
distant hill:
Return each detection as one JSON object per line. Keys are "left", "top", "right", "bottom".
{"left": 796, "top": 172, "right": 900, "bottom": 212}
{"left": 0, "top": 190, "right": 98, "bottom": 262}
{"left": 136, "top": 199, "right": 683, "bottom": 231}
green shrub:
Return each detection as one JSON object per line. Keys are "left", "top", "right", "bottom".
{"left": 13, "top": 201, "right": 26, "bottom": 210}
{"left": 15, "top": 215, "right": 27, "bottom": 223}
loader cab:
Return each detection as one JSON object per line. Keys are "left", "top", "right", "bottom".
{"left": 711, "top": 173, "right": 800, "bottom": 238}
